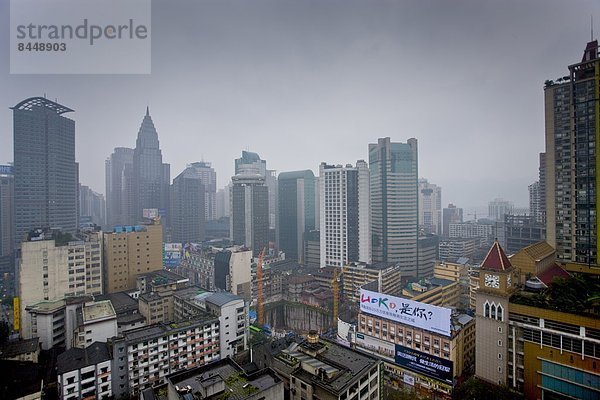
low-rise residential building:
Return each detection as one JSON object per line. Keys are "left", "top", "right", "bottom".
{"left": 57, "top": 342, "right": 112, "bottom": 400}
{"left": 402, "top": 277, "right": 460, "bottom": 308}
{"left": 73, "top": 300, "right": 118, "bottom": 349}
{"left": 342, "top": 262, "right": 402, "bottom": 303}
{"left": 96, "top": 291, "right": 145, "bottom": 333}
{"left": 152, "top": 357, "right": 284, "bottom": 400}
{"left": 0, "top": 337, "right": 40, "bottom": 362}
{"left": 434, "top": 258, "right": 471, "bottom": 308}
{"left": 253, "top": 333, "right": 383, "bottom": 400}
{"left": 110, "top": 313, "right": 222, "bottom": 397}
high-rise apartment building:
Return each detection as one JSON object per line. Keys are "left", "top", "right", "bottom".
{"left": 180, "top": 162, "right": 217, "bottom": 221}
{"left": 235, "top": 151, "right": 278, "bottom": 230}
{"left": 0, "top": 165, "right": 14, "bottom": 259}
{"left": 79, "top": 184, "right": 106, "bottom": 228}
{"left": 418, "top": 179, "right": 442, "bottom": 235}
{"left": 369, "top": 137, "right": 419, "bottom": 276}
{"left": 105, "top": 147, "right": 135, "bottom": 227}
{"left": 278, "top": 170, "right": 316, "bottom": 263}
{"left": 171, "top": 165, "right": 206, "bottom": 243}
{"left": 18, "top": 229, "right": 103, "bottom": 339}
{"left": 544, "top": 40, "right": 600, "bottom": 265}
{"left": 132, "top": 108, "right": 170, "bottom": 224}
{"left": 215, "top": 186, "right": 230, "bottom": 219}
{"left": 12, "top": 97, "right": 79, "bottom": 246}
{"left": 319, "top": 161, "right": 370, "bottom": 267}
{"left": 442, "top": 204, "right": 463, "bottom": 238}
{"left": 102, "top": 221, "right": 163, "bottom": 293}
{"left": 488, "top": 198, "right": 514, "bottom": 222}
{"left": 230, "top": 174, "right": 269, "bottom": 255}
{"left": 528, "top": 181, "right": 541, "bottom": 224}
{"left": 538, "top": 152, "right": 546, "bottom": 225}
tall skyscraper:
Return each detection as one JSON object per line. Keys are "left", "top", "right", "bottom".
{"left": 171, "top": 165, "right": 206, "bottom": 243}
{"left": 216, "top": 186, "right": 230, "bottom": 219}
{"left": 235, "top": 151, "right": 278, "bottom": 230}
{"left": 528, "top": 181, "right": 541, "bottom": 224}
{"left": 418, "top": 178, "right": 442, "bottom": 235}
{"left": 184, "top": 161, "right": 217, "bottom": 221}
{"left": 105, "top": 147, "right": 134, "bottom": 227}
{"left": 369, "top": 137, "right": 419, "bottom": 276}
{"left": 538, "top": 152, "right": 546, "bottom": 225}
{"left": 442, "top": 204, "right": 463, "bottom": 238}
{"left": 544, "top": 40, "right": 599, "bottom": 265}
{"left": 319, "top": 161, "right": 371, "bottom": 267}
{"left": 230, "top": 173, "right": 269, "bottom": 255}
{"left": 0, "top": 164, "right": 14, "bottom": 258}
{"left": 132, "top": 108, "right": 170, "bottom": 223}
{"left": 278, "top": 170, "right": 316, "bottom": 263}
{"left": 79, "top": 185, "right": 106, "bottom": 227}
{"left": 12, "top": 97, "right": 79, "bottom": 246}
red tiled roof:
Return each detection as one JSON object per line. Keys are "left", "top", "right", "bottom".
{"left": 481, "top": 241, "right": 512, "bottom": 271}
{"left": 537, "top": 263, "right": 571, "bottom": 286}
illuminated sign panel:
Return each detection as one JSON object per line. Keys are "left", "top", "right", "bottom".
{"left": 359, "top": 288, "right": 452, "bottom": 336}
{"left": 395, "top": 344, "right": 453, "bottom": 383}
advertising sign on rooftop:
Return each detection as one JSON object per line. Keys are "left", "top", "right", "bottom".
{"left": 359, "top": 288, "right": 452, "bottom": 336}
{"left": 395, "top": 344, "right": 453, "bottom": 383}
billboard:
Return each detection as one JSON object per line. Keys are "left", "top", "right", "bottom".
{"left": 395, "top": 344, "right": 453, "bottom": 383}
{"left": 13, "top": 297, "right": 20, "bottom": 331}
{"left": 143, "top": 208, "right": 159, "bottom": 219}
{"left": 164, "top": 243, "right": 182, "bottom": 267}
{"left": 0, "top": 165, "right": 13, "bottom": 175}
{"left": 359, "top": 289, "right": 452, "bottom": 337}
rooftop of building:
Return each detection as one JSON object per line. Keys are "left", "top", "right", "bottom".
{"left": 117, "top": 313, "right": 146, "bottom": 326}
{"left": 166, "top": 358, "right": 281, "bottom": 400}
{"left": 344, "top": 261, "right": 400, "bottom": 271}
{"left": 56, "top": 342, "right": 111, "bottom": 375}
{"left": 25, "top": 298, "right": 66, "bottom": 313}
{"left": 278, "top": 169, "right": 315, "bottom": 180}
{"left": 139, "top": 269, "right": 189, "bottom": 285}
{"left": 511, "top": 241, "right": 555, "bottom": 262}
{"left": 480, "top": 240, "right": 512, "bottom": 271}
{"left": 0, "top": 338, "right": 40, "bottom": 359}
{"left": 139, "top": 291, "right": 164, "bottom": 303}
{"left": 83, "top": 300, "right": 116, "bottom": 322}
{"left": 403, "top": 277, "right": 456, "bottom": 296}
{"left": 277, "top": 338, "right": 380, "bottom": 395}
{"left": 12, "top": 96, "right": 73, "bottom": 114}
{"left": 95, "top": 291, "right": 139, "bottom": 314}
{"left": 205, "top": 291, "right": 243, "bottom": 307}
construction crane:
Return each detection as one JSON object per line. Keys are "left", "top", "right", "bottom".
{"left": 256, "top": 247, "right": 266, "bottom": 326}
{"left": 332, "top": 267, "right": 340, "bottom": 328}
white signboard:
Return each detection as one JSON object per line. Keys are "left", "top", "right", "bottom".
{"left": 403, "top": 374, "right": 415, "bottom": 386}
{"left": 359, "top": 289, "right": 452, "bottom": 337}
{"left": 143, "top": 208, "right": 158, "bottom": 219}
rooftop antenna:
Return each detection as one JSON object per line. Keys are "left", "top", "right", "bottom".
{"left": 592, "top": 15, "right": 594, "bottom": 41}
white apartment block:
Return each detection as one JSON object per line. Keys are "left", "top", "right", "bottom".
{"left": 418, "top": 178, "right": 442, "bottom": 235}
{"left": 18, "top": 230, "right": 103, "bottom": 339}
{"left": 110, "top": 314, "right": 221, "bottom": 397}
{"left": 57, "top": 342, "right": 112, "bottom": 400}
{"left": 319, "top": 161, "right": 371, "bottom": 268}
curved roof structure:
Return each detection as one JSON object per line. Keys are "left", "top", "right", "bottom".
{"left": 11, "top": 97, "right": 73, "bottom": 115}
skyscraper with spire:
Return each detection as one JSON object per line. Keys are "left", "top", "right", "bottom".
{"left": 133, "top": 107, "right": 170, "bottom": 224}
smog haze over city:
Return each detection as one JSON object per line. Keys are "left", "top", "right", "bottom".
{"left": 1, "top": 0, "right": 599, "bottom": 213}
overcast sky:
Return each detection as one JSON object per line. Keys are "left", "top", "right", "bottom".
{"left": 1, "top": 0, "right": 599, "bottom": 214}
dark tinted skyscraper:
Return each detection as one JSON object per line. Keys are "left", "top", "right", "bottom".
{"left": 106, "top": 147, "right": 135, "bottom": 227}
{"left": 0, "top": 165, "right": 14, "bottom": 258}
{"left": 171, "top": 165, "right": 206, "bottom": 243}
{"left": 12, "top": 97, "right": 79, "bottom": 245}
{"left": 545, "top": 40, "right": 599, "bottom": 265}
{"left": 369, "top": 137, "right": 418, "bottom": 275}
{"left": 278, "top": 170, "right": 316, "bottom": 263}
{"left": 231, "top": 174, "right": 269, "bottom": 255}
{"left": 133, "top": 108, "right": 170, "bottom": 223}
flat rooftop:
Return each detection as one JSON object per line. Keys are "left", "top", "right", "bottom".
{"left": 95, "top": 291, "right": 138, "bottom": 314}
{"left": 168, "top": 358, "right": 281, "bottom": 400}
{"left": 83, "top": 300, "right": 116, "bottom": 322}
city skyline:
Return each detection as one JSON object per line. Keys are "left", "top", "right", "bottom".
{"left": 2, "top": 1, "right": 599, "bottom": 209}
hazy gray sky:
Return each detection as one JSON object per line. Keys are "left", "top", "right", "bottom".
{"left": 1, "top": 0, "right": 599, "bottom": 212}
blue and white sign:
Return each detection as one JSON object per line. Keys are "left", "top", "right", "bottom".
{"left": 0, "top": 165, "right": 13, "bottom": 175}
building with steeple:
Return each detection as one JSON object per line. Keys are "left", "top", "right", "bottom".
{"left": 132, "top": 107, "right": 170, "bottom": 225}
{"left": 475, "top": 241, "right": 516, "bottom": 386}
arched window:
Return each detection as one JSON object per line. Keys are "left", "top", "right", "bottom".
{"left": 484, "top": 301, "right": 490, "bottom": 318}
{"left": 497, "top": 304, "right": 504, "bottom": 321}
{"left": 491, "top": 304, "right": 496, "bottom": 319}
